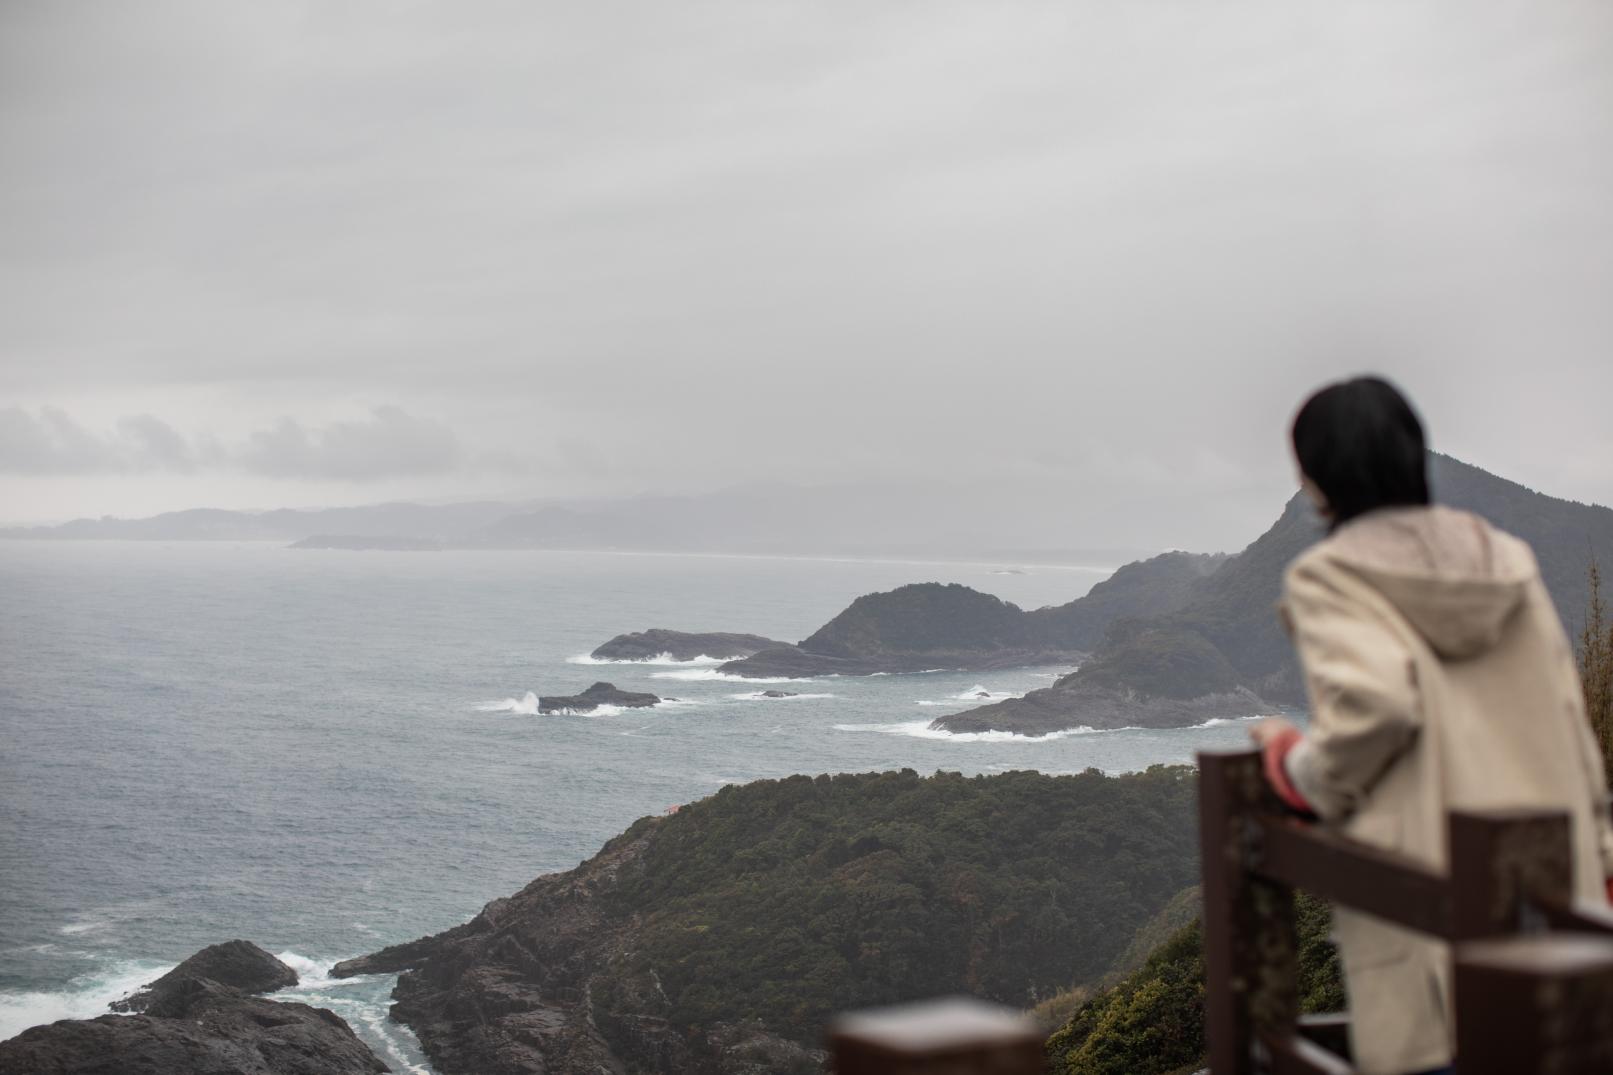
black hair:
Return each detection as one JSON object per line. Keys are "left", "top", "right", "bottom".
{"left": 1290, "top": 376, "right": 1430, "bottom": 530}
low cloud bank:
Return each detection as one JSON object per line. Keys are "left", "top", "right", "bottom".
{"left": 0, "top": 405, "right": 460, "bottom": 481}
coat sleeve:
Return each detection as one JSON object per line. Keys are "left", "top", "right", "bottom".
{"left": 1279, "top": 557, "right": 1423, "bottom": 822}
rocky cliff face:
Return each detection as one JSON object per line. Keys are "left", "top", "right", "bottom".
{"left": 333, "top": 768, "right": 1200, "bottom": 1075}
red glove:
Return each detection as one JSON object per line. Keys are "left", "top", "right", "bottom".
{"left": 1260, "top": 726, "right": 1313, "bottom": 814}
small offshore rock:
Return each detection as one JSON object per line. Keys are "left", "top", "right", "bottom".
{"left": 111, "top": 939, "right": 297, "bottom": 1013}
{"left": 538, "top": 682, "right": 660, "bottom": 714}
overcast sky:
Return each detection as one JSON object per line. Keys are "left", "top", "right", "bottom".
{"left": 2, "top": 0, "right": 1610, "bottom": 551}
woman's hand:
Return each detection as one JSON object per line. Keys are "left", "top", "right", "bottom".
{"left": 1249, "top": 717, "right": 1300, "bottom": 748}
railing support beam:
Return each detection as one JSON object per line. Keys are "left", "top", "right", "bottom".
{"left": 1200, "top": 751, "right": 1298, "bottom": 1075}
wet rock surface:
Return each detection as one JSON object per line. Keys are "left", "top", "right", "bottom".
{"left": 110, "top": 940, "right": 298, "bottom": 1014}
{"left": 3, "top": 950, "right": 386, "bottom": 1075}
{"left": 537, "top": 682, "right": 660, "bottom": 713}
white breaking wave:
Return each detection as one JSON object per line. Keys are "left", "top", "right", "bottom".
{"left": 836, "top": 669, "right": 950, "bottom": 677}
{"left": 832, "top": 719, "right": 1101, "bottom": 743}
{"left": 952, "top": 684, "right": 1022, "bottom": 700}
{"left": 477, "top": 691, "right": 541, "bottom": 715}
{"left": 650, "top": 669, "right": 810, "bottom": 684}
{"left": 729, "top": 691, "right": 836, "bottom": 701}
{"left": 566, "top": 653, "right": 726, "bottom": 666}
{"left": 0, "top": 958, "right": 175, "bottom": 1041}
{"left": 57, "top": 918, "right": 110, "bottom": 937}
{"left": 274, "top": 951, "right": 338, "bottom": 989}
{"left": 1193, "top": 714, "right": 1268, "bottom": 729}
{"left": 914, "top": 686, "right": 1024, "bottom": 707}
{"left": 269, "top": 953, "right": 432, "bottom": 1075}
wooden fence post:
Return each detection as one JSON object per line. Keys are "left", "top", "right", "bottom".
{"left": 1454, "top": 934, "right": 1613, "bottom": 1074}
{"left": 1199, "top": 750, "right": 1298, "bottom": 1075}
{"left": 1447, "top": 810, "right": 1574, "bottom": 940}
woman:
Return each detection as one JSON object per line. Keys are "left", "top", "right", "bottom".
{"left": 1250, "top": 376, "right": 1613, "bottom": 1075}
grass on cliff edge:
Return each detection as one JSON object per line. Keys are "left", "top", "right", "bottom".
{"left": 1044, "top": 892, "right": 1342, "bottom": 1075}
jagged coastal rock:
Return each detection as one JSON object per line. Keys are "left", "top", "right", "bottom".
{"left": 539, "top": 682, "right": 660, "bottom": 713}
{"left": 589, "top": 629, "right": 787, "bottom": 662}
{"left": 2, "top": 946, "right": 386, "bottom": 1075}
{"left": 111, "top": 939, "right": 298, "bottom": 1013}
{"left": 333, "top": 768, "right": 1199, "bottom": 1075}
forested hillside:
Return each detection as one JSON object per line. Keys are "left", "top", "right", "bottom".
{"left": 335, "top": 767, "right": 1201, "bottom": 1074}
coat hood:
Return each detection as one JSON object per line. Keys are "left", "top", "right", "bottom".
{"left": 1322, "top": 505, "right": 1535, "bottom": 660}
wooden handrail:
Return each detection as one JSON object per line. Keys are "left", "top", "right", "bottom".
{"left": 1251, "top": 814, "right": 1452, "bottom": 937}
{"left": 1200, "top": 748, "right": 1613, "bottom": 1075}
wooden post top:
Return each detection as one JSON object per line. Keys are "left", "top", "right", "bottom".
{"left": 827, "top": 996, "right": 1043, "bottom": 1055}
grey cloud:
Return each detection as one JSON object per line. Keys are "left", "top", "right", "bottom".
{"left": 0, "top": 406, "right": 193, "bottom": 474}
{"left": 236, "top": 406, "right": 461, "bottom": 481}
{"left": 2, "top": 2, "right": 1612, "bottom": 535}
{"left": 0, "top": 405, "right": 460, "bottom": 482}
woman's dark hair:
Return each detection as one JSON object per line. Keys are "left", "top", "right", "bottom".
{"left": 1291, "top": 376, "right": 1430, "bottom": 529}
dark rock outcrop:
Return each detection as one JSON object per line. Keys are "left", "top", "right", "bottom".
{"left": 589, "top": 630, "right": 786, "bottom": 662}
{"left": 538, "top": 682, "right": 660, "bottom": 714}
{"left": 111, "top": 940, "right": 297, "bottom": 1013}
{"left": 758, "top": 690, "right": 797, "bottom": 698}
{"left": 3, "top": 962, "right": 386, "bottom": 1075}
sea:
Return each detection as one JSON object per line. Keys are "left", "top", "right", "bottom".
{"left": 0, "top": 540, "right": 1278, "bottom": 1071}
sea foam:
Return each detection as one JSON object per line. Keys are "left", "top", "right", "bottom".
{"left": 832, "top": 719, "right": 1100, "bottom": 743}
{"left": 650, "top": 669, "right": 810, "bottom": 684}
{"left": 914, "top": 685, "right": 1024, "bottom": 706}
{"left": 0, "top": 959, "right": 174, "bottom": 1042}
{"left": 1192, "top": 714, "right": 1268, "bottom": 729}
{"left": 476, "top": 692, "right": 541, "bottom": 715}
{"left": 269, "top": 952, "right": 432, "bottom": 1075}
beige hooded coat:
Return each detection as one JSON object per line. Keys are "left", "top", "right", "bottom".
{"left": 1279, "top": 505, "right": 1613, "bottom": 1075}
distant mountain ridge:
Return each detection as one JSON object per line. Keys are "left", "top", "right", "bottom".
{"left": 939, "top": 454, "right": 1613, "bottom": 734}
{"left": 0, "top": 484, "right": 1156, "bottom": 564}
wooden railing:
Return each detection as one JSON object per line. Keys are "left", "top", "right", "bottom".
{"left": 1200, "top": 748, "right": 1613, "bottom": 1075}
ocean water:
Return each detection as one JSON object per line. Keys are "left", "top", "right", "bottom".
{"left": 0, "top": 541, "right": 1278, "bottom": 1068}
